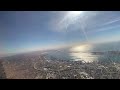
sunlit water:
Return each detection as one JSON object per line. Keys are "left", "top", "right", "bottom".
{"left": 46, "top": 42, "right": 120, "bottom": 63}
{"left": 69, "top": 44, "right": 99, "bottom": 63}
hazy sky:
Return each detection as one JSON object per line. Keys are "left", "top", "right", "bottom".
{"left": 0, "top": 11, "right": 120, "bottom": 56}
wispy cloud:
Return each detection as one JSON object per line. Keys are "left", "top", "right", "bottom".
{"left": 49, "top": 11, "right": 100, "bottom": 43}
{"left": 50, "top": 11, "right": 100, "bottom": 33}
{"left": 88, "top": 24, "right": 120, "bottom": 34}
{"left": 50, "top": 11, "right": 86, "bottom": 32}
{"left": 101, "top": 17, "right": 120, "bottom": 26}
{"left": 87, "top": 17, "right": 120, "bottom": 34}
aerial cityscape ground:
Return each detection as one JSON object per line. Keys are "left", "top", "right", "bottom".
{"left": 0, "top": 51, "right": 120, "bottom": 79}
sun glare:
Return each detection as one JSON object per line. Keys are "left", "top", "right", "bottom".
{"left": 70, "top": 44, "right": 92, "bottom": 52}
{"left": 68, "top": 11, "right": 83, "bottom": 17}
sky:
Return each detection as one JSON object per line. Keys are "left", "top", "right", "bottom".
{"left": 0, "top": 11, "right": 120, "bottom": 56}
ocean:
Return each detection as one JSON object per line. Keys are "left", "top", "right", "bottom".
{"left": 45, "top": 41, "right": 120, "bottom": 63}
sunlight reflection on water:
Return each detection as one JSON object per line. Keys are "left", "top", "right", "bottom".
{"left": 69, "top": 44, "right": 99, "bottom": 63}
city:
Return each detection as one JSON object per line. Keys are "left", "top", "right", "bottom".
{"left": 0, "top": 51, "right": 120, "bottom": 79}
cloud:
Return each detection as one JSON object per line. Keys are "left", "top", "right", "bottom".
{"left": 101, "top": 17, "right": 120, "bottom": 26}
{"left": 49, "top": 11, "right": 120, "bottom": 43}
{"left": 49, "top": 12, "right": 68, "bottom": 32}
{"left": 50, "top": 11, "right": 100, "bottom": 33}
{"left": 50, "top": 11, "right": 82, "bottom": 33}
{"left": 87, "top": 16, "right": 120, "bottom": 34}
{"left": 87, "top": 24, "right": 120, "bottom": 34}
{"left": 49, "top": 11, "right": 102, "bottom": 44}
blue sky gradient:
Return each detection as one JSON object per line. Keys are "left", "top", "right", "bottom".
{"left": 0, "top": 11, "right": 120, "bottom": 56}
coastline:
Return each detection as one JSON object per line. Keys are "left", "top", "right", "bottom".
{"left": 0, "top": 53, "right": 120, "bottom": 79}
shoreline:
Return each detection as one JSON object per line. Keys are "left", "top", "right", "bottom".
{"left": 0, "top": 53, "right": 120, "bottom": 79}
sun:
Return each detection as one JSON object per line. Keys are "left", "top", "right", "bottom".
{"left": 58, "top": 11, "right": 84, "bottom": 32}
{"left": 68, "top": 11, "right": 83, "bottom": 17}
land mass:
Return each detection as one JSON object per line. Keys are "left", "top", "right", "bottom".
{"left": 0, "top": 51, "right": 120, "bottom": 79}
